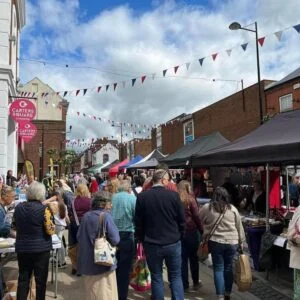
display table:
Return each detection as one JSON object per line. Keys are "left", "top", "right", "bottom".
{"left": 0, "top": 236, "right": 62, "bottom": 298}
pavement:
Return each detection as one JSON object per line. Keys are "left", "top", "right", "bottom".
{"left": 3, "top": 255, "right": 262, "bottom": 300}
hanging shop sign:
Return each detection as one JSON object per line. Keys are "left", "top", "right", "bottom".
{"left": 18, "top": 122, "right": 37, "bottom": 143}
{"left": 9, "top": 98, "right": 36, "bottom": 124}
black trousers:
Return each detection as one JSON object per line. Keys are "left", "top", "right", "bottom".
{"left": 17, "top": 251, "right": 50, "bottom": 300}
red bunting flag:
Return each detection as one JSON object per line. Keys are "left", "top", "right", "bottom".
{"left": 258, "top": 37, "right": 265, "bottom": 47}
{"left": 76, "top": 90, "right": 80, "bottom": 96}
{"left": 174, "top": 66, "right": 179, "bottom": 74}
{"left": 113, "top": 83, "right": 117, "bottom": 91}
{"left": 212, "top": 53, "right": 218, "bottom": 61}
{"left": 77, "top": 112, "right": 80, "bottom": 116}
{"left": 97, "top": 86, "right": 101, "bottom": 93}
{"left": 93, "top": 116, "right": 96, "bottom": 120}
{"left": 141, "top": 75, "right": 146, "bottom": 83}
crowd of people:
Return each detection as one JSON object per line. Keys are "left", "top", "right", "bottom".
{"left": 0, "top": 165, "right": 299, "bottom": 299}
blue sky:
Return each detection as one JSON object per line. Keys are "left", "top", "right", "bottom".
{"left": 20, "top": 0, "right": 300, "bottom": 143}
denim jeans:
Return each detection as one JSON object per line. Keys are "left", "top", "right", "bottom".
{"left": 181, "top": 231, "right": 200, "bottom": 289}
{"left": 17, "top": 251, "right": 50, "bottom": 300}
{"left": 116, "top": 232, "right": 135, "bottom": 300}
{"left": 208, "top": 240, "right": 238, "bottom": 296}
{"left": 144, "top": 240, "right": 184, "bottom": 300}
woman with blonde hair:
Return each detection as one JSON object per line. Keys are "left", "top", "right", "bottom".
{"left": 177, "top": 180, "right": 203, "bottom": 292}
{"left": 69, "top": 184, "right": 92, "bottom": 275}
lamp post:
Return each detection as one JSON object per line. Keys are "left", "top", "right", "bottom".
{"left": 229, "top": 21, "right": 263, "bottom": 124}
{"left": 112, "top": 123, "right": 123, "bottom": 160}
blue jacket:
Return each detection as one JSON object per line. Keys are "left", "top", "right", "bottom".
{"left": 77, "top": 209, "right": 120, "bottom": 275}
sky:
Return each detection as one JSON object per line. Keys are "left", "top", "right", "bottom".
{"left": 20, "top": 0, "right": 300, "bottom": 147}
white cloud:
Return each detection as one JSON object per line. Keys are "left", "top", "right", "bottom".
{"left": 20, "top": 0, "right": 300, "bottom": 145}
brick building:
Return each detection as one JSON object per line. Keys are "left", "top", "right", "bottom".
{"left": 152, "top": 80, "right": 274, "bottom": 155}
{"left": 19, "top": 78, "right": 69, "bottom": 179}
{"left": 265, "top": 67, "right": 300, "bottom": 116}
{"left": 126, "top": 138, "right": 152, "bottom": 159}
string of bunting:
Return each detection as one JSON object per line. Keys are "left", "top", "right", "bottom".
{"left": 18, "top": 23, "right": 300, "bottom": 99}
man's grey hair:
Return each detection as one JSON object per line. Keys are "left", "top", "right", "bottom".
{"left": 118, "top": 179, "right": 131, "bottom": 192}
{"left": 27, "top": 181, "right": 46, "bottom": 201}
{"left": 153, "top": 169, "right": 169, "bottom": 184}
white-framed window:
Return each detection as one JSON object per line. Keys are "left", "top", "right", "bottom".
{"left": 183, "top": 120, "right": 194, "bottom": 144}
{"left": 103, "top": 154, "right": 109, "bottom": 163}
{"left": 279, "top": 94, "right": 293, "bottom": 112}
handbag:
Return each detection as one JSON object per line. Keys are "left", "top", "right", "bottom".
{"left": 198, "top": 207, "right": 227, "bottom": 262}
{"left": 130, "top": 243, "right": 151, "bottom": 292}
{"left": 94, "top": 212, "right": 117, "bottom": 267}
{"left": 234, "top": 212, "right": 252, "bottom": 292}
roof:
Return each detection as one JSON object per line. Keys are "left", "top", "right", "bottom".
{"left": 192, "top": 110, "right": 300, "bottom": 167}
{"left": 265, "top": 67, "right": 300, "bottom": 90}
{"left": 161, "top": 132, "right": 229, "bottom": 168}
{"left": 127, "top": 149, "right": 166, "bottom": 169}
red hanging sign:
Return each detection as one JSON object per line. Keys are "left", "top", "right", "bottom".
{"left": 18, "top": 122, "right": 37, "bottom": 143}
{"left": 9, "top": 98, "right": 36, "bottom": 124}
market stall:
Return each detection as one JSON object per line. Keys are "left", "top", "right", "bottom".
{"left": 191, "top": 110, "right": 300, "bottom": 271}
{"left": 127, "top": 149, "right": 166, "bottom": 169}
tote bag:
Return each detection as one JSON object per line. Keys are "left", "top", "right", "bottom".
{"left": 94, "top": 212, "right": 117, "bottom": 267}
{"left": 235, "top": 251, "right": 252, "bottom": 292}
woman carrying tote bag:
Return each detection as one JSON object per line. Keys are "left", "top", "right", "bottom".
{"left": 199, "top": 187, "right": 245, "bottom": 300}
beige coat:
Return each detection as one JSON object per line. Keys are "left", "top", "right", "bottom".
{"left": 288, "top": 206, "right": 300, "bottom": 270}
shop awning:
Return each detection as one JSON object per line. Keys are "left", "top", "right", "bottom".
{"left": 192, "top": 110, "right": 300, "bottom": 167}
{"left": 101, "top": 160, "right": 120, "bottom": 172}
{"left": 161, "top": 132, "right": 229, "bottom": 168}
{"left": 108, "top": 158, "right": 129, "bottom": 176}
{"left": 120, "top": 155, "right": 143, "bottom": 169}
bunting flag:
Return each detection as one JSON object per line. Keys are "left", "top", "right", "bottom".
{"left": 258, "top": 37, "right": 265, "bottom": 47}
{"left": 199, "top": 57, "right": 205, "bottom": 66}
{"left": 294, "top": 24, "right": 300, "bottom": 33}
{"left": 274, "top": 31, "right": 283, "bottom": 41}
{"left": 241, "top": 43, "right": 248, "bottom": 51}
{"left": 19, "top": 23, "right": 300, "bottom": 99}
{"left": 226, "top": 49, "right": 232, "bottom": 57}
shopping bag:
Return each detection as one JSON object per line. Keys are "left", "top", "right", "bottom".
{"left": 198, "top": 242, "right": 209, "bottom": 262}
{"left": 130, "top": 244, "right": 151, "bottom": 292}
{"left": 235, "top": 251, "right": 252, "bottom": 292}
{"left": 68, "top": 244, "right": 78, "bottom": 270}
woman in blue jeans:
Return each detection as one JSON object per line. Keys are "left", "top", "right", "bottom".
{"left": 200, "top": 187, "right": 245, "bottom": 300}
{"left": 177, "top": 180, "right": 203, "bottom": 292}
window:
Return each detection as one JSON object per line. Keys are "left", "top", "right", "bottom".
{"left": 279, "top": 94, "right": 293, "bottom": 112}
{"left": 183, "top": 120, "right": 194, "bottom": 144}
{"left": 103, "top": 154, "right": 109, "bottom": 163}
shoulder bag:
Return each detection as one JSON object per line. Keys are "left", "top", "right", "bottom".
{"left": 198, "top": 206, "right": 227, "bottom": 262}
{"left": 234, "top": 211, "right": 252, "bottom": 292}
{"left": 94, "top": 212, "right": 117, "bottom": 267}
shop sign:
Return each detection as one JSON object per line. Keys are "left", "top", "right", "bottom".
{"left": 18, "top": 122, "right": 37, "bottom": 143}
{"left": 9, "top": 98, "right": 36, "bottom": 124}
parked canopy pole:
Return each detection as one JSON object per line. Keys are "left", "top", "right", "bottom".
{"left": 286, "top": 166, "right": 290, "bottom": 211}
{"left": 266, "top": 163, "right": 270, "bottom": 231}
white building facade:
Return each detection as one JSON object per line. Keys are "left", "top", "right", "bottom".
{"left": 92, "top": 143, "right": 119, "bottom": 166}
{"left": 0, "top": 0, "right": 25, "bottom": 178}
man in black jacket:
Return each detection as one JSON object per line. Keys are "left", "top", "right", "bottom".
{"left": 135, "top": 169, "right": 185, "bottom": 300}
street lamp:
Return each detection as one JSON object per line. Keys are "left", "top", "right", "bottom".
{"left": 112, "top": 123, "right": 124, "bottom": 160}
{"left": 229, "top": 21, "right": 263, "bottom": 124}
